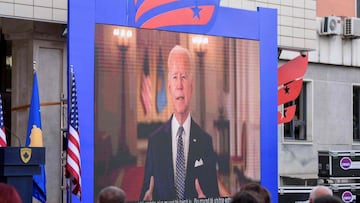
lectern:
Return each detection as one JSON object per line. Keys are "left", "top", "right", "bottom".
{"left": 0, "top": 147, "right": 45, "bottom": 203}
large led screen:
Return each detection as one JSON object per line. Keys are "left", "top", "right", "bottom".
{"left": 68, "top": 1, "right": 278, "bottom": 202}
{"left": 94, "top": 24, "right": 260, "bottom": 201}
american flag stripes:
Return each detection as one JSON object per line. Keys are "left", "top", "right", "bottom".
{"left": 66, "top": 68, "right": 82, "bottom": 199}
{"left": 141, "top": 48, "right": 153, "bottom": 115}
{"left": 0, "top": 93, "right": 6, "bottom": 147}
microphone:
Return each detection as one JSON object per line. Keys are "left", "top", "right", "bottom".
{"left": 4, "top": 126, "right": 22, "bottom": 147}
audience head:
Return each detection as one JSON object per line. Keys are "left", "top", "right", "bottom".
{"left": 241, "top": 182, "right": 271, "bottom": 203}
{"left": 231, "top": 190, "right": 262, "bottom": 203}
{"left": 309, "top": 186, "right": 333, "bottom": 203}
{"left": 97, "top": 186, "right": 126, "bottom": 203}
{"left": 313, "top": 195, "right": 342, "bottom": 203}
{"left": 0, "top": 183, "right": 22, "bottom": 203}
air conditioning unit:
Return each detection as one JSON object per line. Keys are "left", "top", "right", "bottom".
{"left": 320, "top": 16, "right": 342, "bottom": 35}
{"left": 343, "top": 17, "right": 360, "bottom": 38}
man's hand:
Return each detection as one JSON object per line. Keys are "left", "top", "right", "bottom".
{"left": 195, "top": 178, "right": 206, "bottom": 198}
{"left": 143, "top": 176, "right": 154, "bottom": 201}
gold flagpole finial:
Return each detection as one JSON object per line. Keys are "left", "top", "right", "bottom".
{"left": 33, "top": 61, "right": 37, "bottom": 72}
{"left": 70, "top": 65, "right": 74, "bottom": 74}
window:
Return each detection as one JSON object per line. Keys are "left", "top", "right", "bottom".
{"left": 353, "top": 85, "right": 360, "bottom": 141}
{"left": 284, "top": 81, "right": 310, "bottom": 141}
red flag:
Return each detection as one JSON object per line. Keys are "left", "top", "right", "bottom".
{"left": 0, "top": 93, "right": 6, "bottom": 147}
{"left": 278, "top": 55, "right": 308, "bottom": 86}
{"left": 278, "top": 105, "right": 296, "bottom": 124}
{"left": 66, "top": 68, "right": 82, "bottom": 199}
{"left": 278, "top": 79, "right": 303, "bottom": 105}
{"left": 278, "top": 55, "right": 308, "bottom": 124}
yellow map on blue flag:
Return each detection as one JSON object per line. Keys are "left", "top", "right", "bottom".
{"left": 156, "top": 48, "right": 167, "bottom": 113}
{"left": 26, "top": 72, "right": 47, "bottom": 203}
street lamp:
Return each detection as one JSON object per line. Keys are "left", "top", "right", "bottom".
{"left": 113, "top": 28, "right": 133, "bottom": 157}
{"left": 192, "top": 35, "right": 208, "bottom": 54}
{"left": 113, "top": 28, "right": 133, "bottom": 47}
{"left": 192, "top": 35, "right": 208, "bottom": 127}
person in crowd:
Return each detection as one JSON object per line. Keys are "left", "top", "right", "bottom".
{"left": 308, "top": 185, "right": 333, "bottom": 203}
{"left": 97, "top": 185, "right": 126, "bottom": 203}
{"left": 0, "top": 183, "right": 22, "bottom": 203}
{"left": 241, "top": 182, "right": 271, "bottom": 203}
{"left": 230, "top": 190, "right": 262, "bottom": 203}
{"left": 140, "top": 45, "right": 219, "bottom": 201}
{"left": 313, "top": 195, "right": 342, "bottom": 203}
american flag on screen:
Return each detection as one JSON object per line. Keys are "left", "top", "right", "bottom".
{"left": 141, "top": 48, "right": 153, "bottom": 115}
{"left": 66, "top": 68, "right": 82, "bottom": 199}
{"left": 0, "top": 93, "right": 6, "bottom": 147}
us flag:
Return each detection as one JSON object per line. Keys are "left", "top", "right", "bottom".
{"left": 141, "top": 48, "right": 153, "bottom": 115}
{"left": 66, "top": 67, "right": 82, "bottom": 199}
{"left": 0, "top": 93, "right": 6, "bottom": 147}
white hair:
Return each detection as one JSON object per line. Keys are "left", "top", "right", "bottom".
{"left": 309, "top": 186, "right": 333, "bottom": 203}
{"left": 167, "top": 45, "right": 194, "bottom": 80}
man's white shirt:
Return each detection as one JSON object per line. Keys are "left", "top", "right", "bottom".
{"left": 171, "top": 113, "right": 191, "bottom": 177}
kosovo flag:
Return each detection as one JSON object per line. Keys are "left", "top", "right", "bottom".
{"left": 156, "top": 48, "right": 167, "bottom": 113}
{"left": 26, "top": 71, "right": 47, "bottom": 203}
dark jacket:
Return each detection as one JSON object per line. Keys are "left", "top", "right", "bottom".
{"left": 140, "top": 116, "right": 219, "bottom": 200}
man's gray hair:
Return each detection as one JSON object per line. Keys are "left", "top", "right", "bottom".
{"left": 309, "top": 186, "right": 333, "bottom": 203}
{"left": 167, "top": 45, "right": 194, "bottom": 80}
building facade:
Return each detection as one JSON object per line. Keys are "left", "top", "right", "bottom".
{"left": 0, "top": 0, "right": 67, "bottom": 202}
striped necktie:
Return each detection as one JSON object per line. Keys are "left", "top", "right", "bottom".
{"left": 175, "top": 126, "right": 185, "bottom": 199}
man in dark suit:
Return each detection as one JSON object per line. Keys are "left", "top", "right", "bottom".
{"left": 140, "top": 45, "right": 219, "bottom": 201}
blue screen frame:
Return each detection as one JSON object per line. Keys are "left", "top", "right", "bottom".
{"left": 68, "top": 1, "right": 278, "bottom": 202}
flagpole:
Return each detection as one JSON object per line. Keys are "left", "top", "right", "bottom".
{"left": 66, "top": 65, "right": 73, "bottom": 203}
{"left": 33, "top": 61, "right": 36, "bottom": 72}
{"left": 65, "top": 64, "right": 82, "bottom": 202}
{"left": 28, "top": 61, "right": 47, "bottom": 203}
{"left": 60, "top": 91, "right": 68, "bottom": 203}
{"left": 68, "top": 179, "right": 72, "bottom": 203}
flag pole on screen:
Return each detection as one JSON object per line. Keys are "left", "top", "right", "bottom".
{"left": 26, "top": 61, "right": 47, "bottom": 202}
{"left": 0, "top": 93, "right": 7, "bottom": 147}
{"left": 66, "top": 65, "right": 82, "bottom": 201}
